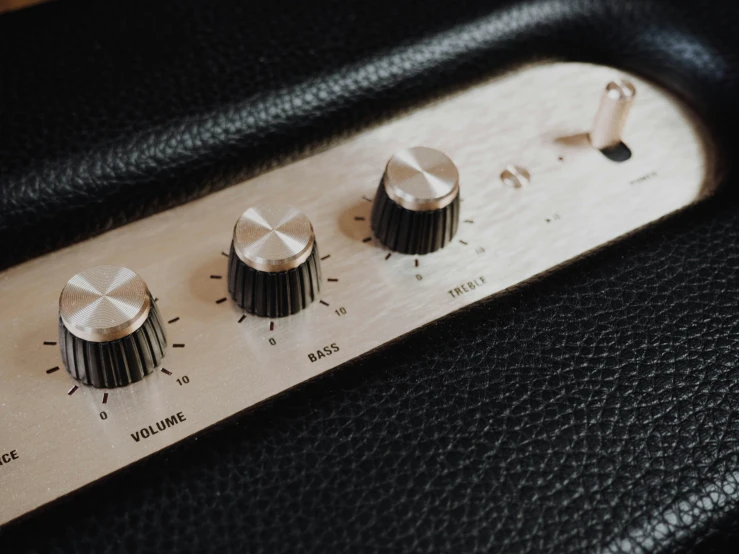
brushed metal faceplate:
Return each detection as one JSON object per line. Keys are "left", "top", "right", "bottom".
{"left": 0, "top": 63, "right": 719, "bottom": 525}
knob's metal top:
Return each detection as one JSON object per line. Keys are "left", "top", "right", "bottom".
{"left": 233, "top": 204, "right": 316, "bottom": 273}
{"left": 383, "top": 147, "right": 460, "bottom": 211}
{"left": 59, "top": 265, "right": 151, "bottom": 343}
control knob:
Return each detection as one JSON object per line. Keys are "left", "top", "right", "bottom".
{"left": 371, "top": 146, "right": 460, "bottom": 254}
{"left": 58, "top": 265, "right": 166, "bottom": 388}
{"left": 227, "top": 204, "right": 322, "bottom": 317}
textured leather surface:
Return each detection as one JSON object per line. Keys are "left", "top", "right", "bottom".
{"left": 1, "top": 0, "right": 739, "bottom": 269}
{"left": 4, "top": 0, "right": 739, "bottom": 553}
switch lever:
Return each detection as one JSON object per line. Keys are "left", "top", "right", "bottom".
{"left": 589, "top": 79, "right": 636, "bottom": 151}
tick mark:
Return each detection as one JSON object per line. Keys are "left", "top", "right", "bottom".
{"left": 168, "top": 317, "right": 180, "bottom": 324}
{"left": 558, "top": 156, "right": 564, "bottom": 161}
{"left": 68, "top": 385, "right": 78, "bottom": 396}
{"left": 173, "top": 344, "right": 185, "bottom": 348}
{"left": 161, "top": 368, "right": 172, "bottom": 375}
{"left": 459, "top": 240, "right": 468, "bottom": 245}
{"left": 102, "top": 393, "right": 108, "bottom": 404}
{"left": 362, "top": 237, "right": 372, "bottom": 243}
{"left": 464, "top": 220, "right": 474, "bottom": 224}
{"left": 43, "top": 341, "right": 56, "bottom": 346}
{"left": 210, "top": 275, "right": 222, "bottom": 279}
{"left": 238, "top": 315, "right": 246, "bottom": 323}
{"left": 414, "top": 259, "right": 419, "bottom": 267}
{"left": 362, "top": 196, "right": 373, "bottom": 203}
{"left": 321, "top": 254, "right": 331, "bottom": 261}
{"left": 216, "top": 297, "right": 227, "bottom": 304}
{"left": 46, "top": 366, "right": 60, "bottom": 374}
{"left": 354, "top": 216, "right": 366, "bottom": 221}
{"left": 385, "top": 253, "right": 392, "bottom": 260}
{"left": 221, "top": 251, "right": 229, "bottom": 257}
{"left": 320, "top": 300, "right": 330, "bottom": 306}
{"left": 270, "top": 321, "right": 275, "bottom": 331}
{"left": 327, "top": 278, "right": 338, "bottom": 282}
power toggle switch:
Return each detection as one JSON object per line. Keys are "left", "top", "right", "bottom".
{"left": 589, "top": 79, "right": 636, "bottom": 151}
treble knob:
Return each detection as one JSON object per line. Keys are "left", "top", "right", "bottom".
{"left": 227, "top": 204, "right": 322, "bottom": 317}
{"left": 371, "top": 146, "right": 460, "bottom": 254}
{"left": 58, "top": 265, "right": 166, "bottom": 388}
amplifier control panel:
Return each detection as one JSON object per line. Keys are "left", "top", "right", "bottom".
{"left": 0, "top": 63, "right": 720, "bottom": 525}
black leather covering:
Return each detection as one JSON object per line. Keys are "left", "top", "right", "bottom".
{"left": 3, "top": 0, "right": 739, "bottom": 553}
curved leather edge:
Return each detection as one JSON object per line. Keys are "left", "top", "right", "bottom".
{"left": 0, "top": 0, "right": 737, "bottom": 270}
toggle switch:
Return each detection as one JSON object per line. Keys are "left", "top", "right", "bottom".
{"left": 589, "top": 79, "right": 636, "bottom": 151}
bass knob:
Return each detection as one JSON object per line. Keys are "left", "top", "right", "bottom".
{"left": 227, "top": 204, "right": 322, "bottom": 317}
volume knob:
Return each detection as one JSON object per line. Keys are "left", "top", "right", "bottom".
{"left": 58, "top": 265, "right": 166, "bottom": 388}
{"left": 228, "top": 204, "right": 322, "bottom": 317}
{"left": 371, "top": 147, "right": 460, "bottom": 255}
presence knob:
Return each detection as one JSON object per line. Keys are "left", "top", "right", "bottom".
{"left": 371, "top": 146, "right": 460, "bottom": 254}
{"left": 58, "top": 265, "right": 166, "bottom": 388}
{"left": 228, "top": 204, "right": 321, "bottom": 317}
